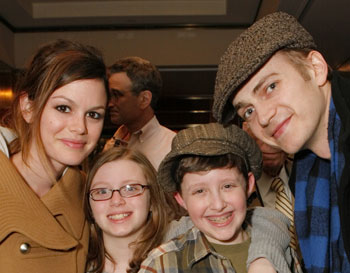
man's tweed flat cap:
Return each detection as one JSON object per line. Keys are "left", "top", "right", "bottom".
{"left": 212, "top": 11, "right": 316, "bottom": 124}
{"left": 157, "top": 123, "right": 262, "bottom": 192}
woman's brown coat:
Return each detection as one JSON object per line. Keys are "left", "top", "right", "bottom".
{"left": 0, "top": 151, "right": 89, "bottom": 273}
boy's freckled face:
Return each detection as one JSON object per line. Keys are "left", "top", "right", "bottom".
{"left": 175, "top": 167, "right": 254, "bottom": 245}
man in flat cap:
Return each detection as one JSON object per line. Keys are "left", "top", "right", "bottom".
{"left": 212, "top": 11, "right": 350, "bottom": 272}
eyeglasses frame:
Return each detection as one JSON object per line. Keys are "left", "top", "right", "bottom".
{"left": 89, "top": 183, "right": 149, "bottom": 201}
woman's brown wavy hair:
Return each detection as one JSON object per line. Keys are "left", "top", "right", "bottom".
{"left": 9, "top": 39, "right": 108, "bottom": 181}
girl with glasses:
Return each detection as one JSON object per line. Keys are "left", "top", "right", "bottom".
{"left": 85, "top": 147, "right": 178, "bottom": 273}
{"left": 0, "top": 39, "right": 108, "bottom": 273}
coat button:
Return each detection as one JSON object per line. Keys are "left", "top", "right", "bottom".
{"left": 19, "top": 243, "right": 31, "bottom": 254}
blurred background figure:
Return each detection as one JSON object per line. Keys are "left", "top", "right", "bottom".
{"left": 243, "top": 122, "right": 293, "bottom": 208}
{"left": 103, "top": 57, "right": 175, "bottom": 170}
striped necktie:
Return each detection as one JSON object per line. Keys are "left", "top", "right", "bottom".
{"left": 271, "top": 177, "right": 297, "bottom": 250}
{"left": 271, "top": 177, "right": 304, "bottom": 272}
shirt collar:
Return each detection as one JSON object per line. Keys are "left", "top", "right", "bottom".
{"left": 184, "top": 227, "right": 226, "bottom": 268}
{"left": 257, "top": 161, "right": 291, "bottom": 198}
{"left": 131, "top": 116, "right": 160, "bottom": 143}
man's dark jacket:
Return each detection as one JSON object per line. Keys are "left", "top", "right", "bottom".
{"left": 330, "top": 71, "right": 350, "bottom": 260}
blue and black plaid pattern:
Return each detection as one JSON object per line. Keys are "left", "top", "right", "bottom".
{"left": 293, "top": 97, "right": 350, "bottom": 272}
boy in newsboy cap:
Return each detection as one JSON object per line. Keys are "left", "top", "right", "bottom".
{"left": 139, "top": 123, "right": 297, "bottom": 273}
{"left": 212, "top": 11, "right": 350, "bottom": 272}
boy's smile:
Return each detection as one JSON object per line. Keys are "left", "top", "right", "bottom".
{"left": 175, "top": 167, "right": 255, "bottom": 245}
{"left": 207, "top": 211, "right": 234, "bottom": 226}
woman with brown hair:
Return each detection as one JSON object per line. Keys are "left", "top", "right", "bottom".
{"left": 0, "top": 39, "right": 108, "bottom": 273}
{"left": 85, "top": 147, "right": 174, "bottom": 273}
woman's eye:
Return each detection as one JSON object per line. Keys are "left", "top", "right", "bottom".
{"left": 266, "top": 82, "right": 276, "bottom": 93}
{"left": 243, "top": 107, "right": 254, "bottom": 120}
{"left": 87, "top": 111, "right": 102, "bottom": 119}
{"left": 56, "top": 105, "right": 70, "bottom": 113}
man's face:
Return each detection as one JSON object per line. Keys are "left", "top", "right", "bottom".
{"left": 108, "top": 72, "right": 142, "bottom": 126}
{"left": 233, "top": 51, "right": 329, "bottom": 155}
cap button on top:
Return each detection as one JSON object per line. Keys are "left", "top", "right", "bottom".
{"left": 19, "top": 243, "right": 31, "bottom": 254}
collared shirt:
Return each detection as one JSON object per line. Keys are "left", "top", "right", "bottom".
{"left": 255, "top": 159, "right": 293, "bottom": 208}
{"left": 140, "top": 208, "right": 295, "bottom": 273}
{"left": 0, "top": 126, "right": 16, "bottom": 157}
{"left": 127, "top": 116, "right": 176, "bottom": 170}
{"left": 139, "top": 226, "right": 237, "bottom": 273}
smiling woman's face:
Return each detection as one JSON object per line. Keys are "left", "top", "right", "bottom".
{"left": 37, "top": 79, "right": 106, "bottom": 172}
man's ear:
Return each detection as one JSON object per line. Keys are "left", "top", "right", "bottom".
{"left": 19, "top": 93, "right": 34, "bottom": 123}
{"left": 138, "top": 90, "right": 152, "bottom": 109}
{"left": 246, "top": 172, "right": 256, "bottom": 198}
{"left": 174, "top": 192, "right": 188, "bottom": 210}
{"left": 307, "top": 50, "right": 329, "bottom": 86}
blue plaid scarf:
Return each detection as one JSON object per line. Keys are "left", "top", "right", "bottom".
{"left": 293, "top": 97, "right": 350, "bottom": 272}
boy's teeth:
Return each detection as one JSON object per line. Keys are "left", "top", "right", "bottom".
{"left": 208, "top": 214, "right": 231, "bottom": 223}
{"left": 109, "top": 213, "right": 129, "bottom": 220}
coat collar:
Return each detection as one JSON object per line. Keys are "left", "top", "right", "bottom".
{"left": 0, "top": 151, "right": 86, "bottom": 250}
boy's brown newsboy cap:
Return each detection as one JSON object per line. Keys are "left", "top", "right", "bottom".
{"left": 158, "top": 123, "right": 262, "bottom": 192}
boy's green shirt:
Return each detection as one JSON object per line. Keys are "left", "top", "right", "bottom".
{"left": 211, "top": 237, "right": 251, "bottom": 273}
